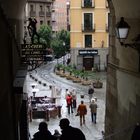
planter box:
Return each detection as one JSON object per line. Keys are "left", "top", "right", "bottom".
{"left": 72, "top": 78, "right": 81, "bottom": 83}
{"left": 93, "top": 82, "right": 103, "bottom": 88}
{"left": 66, "top": 75, "right": 74, "bottom": 80}
{"left": 55, "top": 71, "right": 61, "bottom": 75}
{"left": 81, "top": 80, "right": 91, "bottom": 86}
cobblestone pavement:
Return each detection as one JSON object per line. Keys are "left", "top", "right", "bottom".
{"left": 25, "top": 62, "right": 106, "bottom": 140}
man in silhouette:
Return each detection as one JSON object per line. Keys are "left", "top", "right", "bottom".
{"left": 59, "top": 118, "right": 86, "bottom": 140}
{"left": 32, "top": 121, "right": 55, "bottom": 140}
{"left": 27, "top": 18, "right": 40, "bottom": 44}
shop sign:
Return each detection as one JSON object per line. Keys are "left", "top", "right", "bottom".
{"left": 79, "top": 50, "right": 98, "bottom": 56}
{"left": 21, "top": 44, "right": 46, "bottom": 63}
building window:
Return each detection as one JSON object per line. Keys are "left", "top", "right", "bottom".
{"left": 30, "top": 5, "right": 33, "bottom": 11}
{"left": 84, "top": 13, "right": 93, "bottom": 31}
{"left": 85, "top": 35, "right": 92, "bottom": 48}
{"left": 47, "top": 20, "right": 50, "bottom": 25}
{"left": 40, "top": 20, "right": 43, "bottom": 25}
{"left": 40, "top": 5, "right": 43, "bottom": 11}
{"left": 84, "top": 0, "right": 92, "bottom": 7}
{"left": 46, "top": 6, "right": 50, "bottom": 12}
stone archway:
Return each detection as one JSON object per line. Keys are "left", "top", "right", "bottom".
{"left": 105, "top": 0, "right": 140, "bottom": 140}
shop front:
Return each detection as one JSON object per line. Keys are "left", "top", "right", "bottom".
{"left": 78, "top": 49, "right": 98, "bottom": 71}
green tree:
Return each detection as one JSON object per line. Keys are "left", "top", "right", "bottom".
{"left": 51, "top": 38, "right": 64, "bottom": 58}
{"left": 57, "top": 29, "right": 70, "bottom": 52}
{"left": 38, "top": 25, "right": 53, "bottom": 48}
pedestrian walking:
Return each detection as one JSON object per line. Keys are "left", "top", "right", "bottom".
{"left": 66, "top": 94, "right": 73, "bottom": 114}
{"left": 89, "top": 99, "right": 97, "bottom": 123}
{"left": 88, "top": 85, "right": 94, "bottom": 102}
{"left": 77, "top": 100, "right": 87, "bottom": 126}
{"left": 32, "top": 121, "right": 55, "bottom": 140}
{"left": 59, "top": 118, "right": 86, "bottom": 140}
{"left": 65, "top": 89, "right": 70, "bottom": 107}
{"left": 70, "top": 89, "right": 77, "bottom": 108}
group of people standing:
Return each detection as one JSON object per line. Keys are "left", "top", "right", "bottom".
{"left": 32, "top": 118, "right": 86, "bottom": 140}
{"left": 65, "top": 85, "right": 98, "bottom": 126}
{"left": 65, "top": 89, "right": 77, "bottom": 114}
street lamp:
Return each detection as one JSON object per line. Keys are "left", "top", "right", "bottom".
{"left": 116, "top": 17, "right": 130, "bottom": 45}
{"left": 116, "top": 17, "right": 140, "bottom": 71}
{"left": 116, "top": 17, "right": 140, "bottom": 48}
{"left": 63, "top": 42, "right": 66, "bottom": 65}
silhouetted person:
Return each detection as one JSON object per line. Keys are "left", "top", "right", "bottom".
{"left": 59, "top": 118, "right": 86, "bottom": 140}
{"left": 88, "top": 85, "right": 94, "bottom": 102}
{"left": 131, "top": 123, "right": 140, "bottom": 140}
{"left": 27, "top": 18, "right": 40, "bottom": 44}
{"left": 32, "top": 121, "right": 55, "bottom": 140}
{"left": 53, "top": 129, "right": 61, "bottom": 140}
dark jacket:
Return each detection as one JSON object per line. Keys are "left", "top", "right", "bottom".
{"left": 88, "top": 88, "right": 94, "bottom": 94}
{"left": 60, "top": 126, "right": 86, "bottom": 140}
{"left": 131, "top": 125, "right": 140, "bottom": 140}
{"left": 32, "top": 130, "right": 55, "bottom": 140}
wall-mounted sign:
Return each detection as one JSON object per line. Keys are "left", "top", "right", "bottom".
{"left": 21, "top": 44, "right": 46, "bottom": 64}
{"left": 79, "top": 49, "right": 98, "bottom": 56}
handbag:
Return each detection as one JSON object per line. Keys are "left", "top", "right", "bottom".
{"left": 75, "top": 112, "right": 80, "bottom": 116}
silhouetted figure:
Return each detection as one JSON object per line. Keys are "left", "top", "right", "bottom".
{"left": 88, "top": 85, "right": 94, "bottom": 102}
{"left": 131, "top": 123, "right": 140, "bottom": 140}
{"left": 32, "top": 121, "right": 55, "bottom": 140}
{"left": 59, "top": 118, "right": 86, "bottom": 140}
{"left": 53, "top": 129, "right": 61, "bottom": 140}
{"left": 27, "top": 18, "right": 40, "bottom": 44}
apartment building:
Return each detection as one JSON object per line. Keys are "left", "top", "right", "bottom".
{"left": 25, "top": 0, "right": 55, "bottom": 30}
{"left": 70, "top": 0, "right": 109, "bottom": 71}
{"left": 52, "top": 0, "right": 69, "bottom": 32}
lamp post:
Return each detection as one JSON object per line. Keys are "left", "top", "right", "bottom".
{"left": 116, "top": 17, "right": 140, "bottom": 71}
{"left": 63, "top": 42, "right": 66, "bottom": 65}
{"left": 116, "top": 17, "right": 130, "bottom": 45}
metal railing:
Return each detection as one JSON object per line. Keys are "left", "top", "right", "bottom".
{"left": 39, "top": 11, "right": 45, "bottom": 17}
{"left": 82, "top": 23, "right": 95, "bottom": 32}
{"left": 81, "top": 0, "right": 95, "bottom": 8}
{"left": 30, "top": 11, "right": 36, "bottom": 17}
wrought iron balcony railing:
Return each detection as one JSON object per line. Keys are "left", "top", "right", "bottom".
{"left": 46, "top": 11, "right": 51, "bottom": 17}
{"left": 30, "top": 11, "right": 36, "bottom": 17}
{"left": 106, "top": 24, "right": 109, "bottom": 32}
{"left": 82, "top": 23, "right": 95, "bottom": 32}
{"left": 81, "top": 0, "right": 95, "bottom": 8}
{"left": 39, "top": 11, "right": 45, "bottom": 17}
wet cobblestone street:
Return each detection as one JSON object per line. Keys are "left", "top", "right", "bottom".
{"left": 26, "top": 62, "right": 106, "bottom": 140}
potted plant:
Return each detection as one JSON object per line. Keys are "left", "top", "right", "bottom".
{"left": 93, "top": 77, "right": 103, "bottom": 88}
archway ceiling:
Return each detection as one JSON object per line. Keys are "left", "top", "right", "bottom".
{"left": 112, "top": 0, "right": 140, "bottom": 18}
{"left": 1, "top": 0, "right": 26, "bottom": 18}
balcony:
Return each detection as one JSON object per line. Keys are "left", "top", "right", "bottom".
{"left": 82, "top": 24, "right": 95, "bottom": 32}
{"left": 106, "top": 24, "right": 109, "bottom": 32}
{"left": 81, "top": 0, "right": 95, "bottom": 8}
{"left": 106, "top": 0, "right": 109, "bottom": 8}
{"left": 46, "top": 11, "right": 51, "bottom": 17}
{"left": 52, "top": 17, "right": 56, "bottom": 22}
{"left": 39, "top": 11, "right": 45, "bottom": 17}
{"left": 52, "top": 7, "right": 55, "bottom": 12}
{"left": 30, "top": 11, "right": 36, "bottom": 17}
